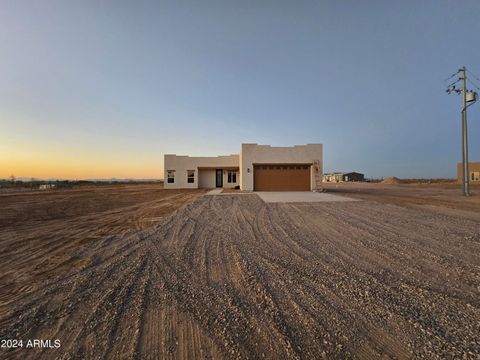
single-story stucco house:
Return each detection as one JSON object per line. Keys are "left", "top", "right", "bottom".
{"left": 164, "top": 143, "right": 323, "bottom": 191}
{"left": 323, "top": 172, "right": 365, "bottom": 183}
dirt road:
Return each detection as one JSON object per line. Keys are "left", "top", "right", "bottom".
{"left": 1, "top": 187, "right": 479, "bottom": 359}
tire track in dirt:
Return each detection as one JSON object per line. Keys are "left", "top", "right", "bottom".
{"left": 1, "top": 192, "right": 479, "bottom": 359}
{"left": 0, "top": 186, "right": 206, "bottom": 318}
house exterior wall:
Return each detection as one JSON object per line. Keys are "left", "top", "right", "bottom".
{"left": 164, "top": 154, "right": 239, "bottom": 189}
{"left": 197, "top": 169, "right": 239, "bottom": 189}
{"left": 222, "top": 170, "right": 239, "bottom": 189}
{"left": 457, "top": 162, "right": 480, "bottom": 183}
{"left": 240, "top": 143, "right": 323, "bottom": 191}
{"left": 198, "top": 170, "right": 216, "bottom": 188}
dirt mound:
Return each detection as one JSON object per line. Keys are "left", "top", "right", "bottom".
{"left": 381, "top": 176, "right": 403, "bottom": 184}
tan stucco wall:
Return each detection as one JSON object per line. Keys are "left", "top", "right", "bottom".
{"left": 197, "top": 169, "right": 239, "bottom": 189}
{"left": 457, "top": 162, "right": 480, "bottom": 182}
{"left": 240, "top": 143, "right": 323, "bottom": 191}
{"left": 164, "top": 154, "right": 239, "bottom": 189}
{"left": 223, "top": 170, "right": 239, "bottom": 189}
{"left": 198, "top": 170, "right": 216, "bottom": 188}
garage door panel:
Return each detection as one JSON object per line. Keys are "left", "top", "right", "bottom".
{"left": 254, "top": 165, "right": 310, "bottom": 191}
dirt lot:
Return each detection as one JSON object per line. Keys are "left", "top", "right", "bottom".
{"left": 1, "top": 183, "right": 479, "bottom": 359}
{"left": 324, "top": 182, "right": 480, "bottom": 220}
{"left": 0, "top": 185, "right": 206, "bottom": 319}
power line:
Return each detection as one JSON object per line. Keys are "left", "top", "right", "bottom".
{"left": 444, "top": 70, "right": 460, "bottom": 82}
{"left": 445, "top": 68, "right": 480, "bottom": 92}
{"left": 446, "top": 77, "right": 461, "bottom": 89}
{"left": 446, "top": 76, "right": 462, "bottom": 95}
{"left": 467, "top": 78, "right": 480, "bottom": 91}
{"left": 466, "top": 68, "right": 480, "bottom": 83}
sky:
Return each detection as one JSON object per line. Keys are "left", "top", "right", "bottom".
{"left": 1, "top": 1, "right": 480, "bottom": 179}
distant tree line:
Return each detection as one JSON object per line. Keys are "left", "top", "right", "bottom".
{"left": 0, "top": 177, "right": 163, "bottom": 190}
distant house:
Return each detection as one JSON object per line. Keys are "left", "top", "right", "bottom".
{"left": 343, "top": 172, "right": 365, "bottom": 182}
{"left": 457, "top": 162, "right": 480, "bottom": 182}
{"left": 39, "top": 184, "right": 56, "bottom": 190}
{"left": 323, "top": 173, "right": 344, "bottom": 183}
{"left": 323, "top": 172, "right": 364, "bottom": 183}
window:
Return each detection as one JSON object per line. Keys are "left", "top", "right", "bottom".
{"left": 228, "top": 171, "right": 237, "bottom": 183}
{"left": 167, "top": 170, "right": 175, "bottom": 184}
{"left": 187, "top": 170, "right": 195, "bottom": 183}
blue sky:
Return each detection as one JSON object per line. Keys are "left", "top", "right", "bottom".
{"left": 1, "top": 1, "right": 480, "bottom": 179}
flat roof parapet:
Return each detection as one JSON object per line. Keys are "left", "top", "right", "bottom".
{"left": 165, "top": 154, "right": 239, "bottom": 158}
{"left": 242, "top": 143, "right": 322, "bottom": 148}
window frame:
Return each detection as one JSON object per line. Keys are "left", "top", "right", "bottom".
{"left": 187, "top": 170, "right": 195, "bottom": 184}
{"left": 227, "top": 171, "right": 237, "bottom": 183}
{"left": 167, "top": 170, "right": 175, "bottom": 184}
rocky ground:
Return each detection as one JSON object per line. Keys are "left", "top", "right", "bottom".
{"left": 1, "top": 185, "right": 479, "bottom": 359}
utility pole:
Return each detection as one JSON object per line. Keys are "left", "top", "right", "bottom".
{"left": 460, "top": 66, "right": 470, "bottom": 196}
{"left": 447, "top": 67, "right": 477, "bottom": 196}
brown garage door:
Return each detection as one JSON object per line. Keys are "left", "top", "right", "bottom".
{"left": 254, "top": 164, "right": 311, "bottom": 191}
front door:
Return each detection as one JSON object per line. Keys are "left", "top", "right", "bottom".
{"left": 216, "top": 169, "right": 223, "bottom": 188}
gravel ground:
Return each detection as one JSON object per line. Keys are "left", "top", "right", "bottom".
{"left": 0, "top": 185, "right": 205, "bottom": 319}
{"left": 1, "top": 191, "right": 479, "bottom": 359}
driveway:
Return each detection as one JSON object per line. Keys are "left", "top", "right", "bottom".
{"left": 255, "top": 191, "right": 358, "bottom": 203}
